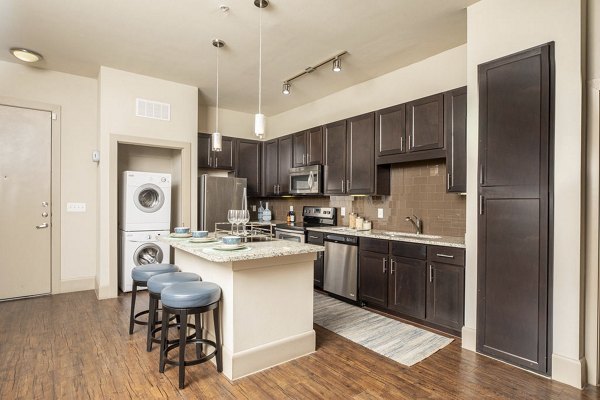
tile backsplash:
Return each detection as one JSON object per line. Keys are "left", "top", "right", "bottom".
{"left": 253, "top": 161, "right": 466, "bottom": 238}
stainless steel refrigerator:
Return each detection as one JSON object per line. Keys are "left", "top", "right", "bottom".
{"left": 198, "top": 175, "right": 247, "bottom": 232}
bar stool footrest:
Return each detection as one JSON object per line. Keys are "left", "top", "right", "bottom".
{"left": 150, "top": 322, "right": 197, "bottom": 345}
{"left": 162, "top": 338, "right": 218, "bottom": 368}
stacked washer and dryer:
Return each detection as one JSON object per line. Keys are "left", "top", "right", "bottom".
{"left": 118, "top": 171, "right": 172, "bottom": 292}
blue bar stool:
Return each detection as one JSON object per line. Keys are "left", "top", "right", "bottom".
{"left": 129, "top": 263, "right": 179, "bottom": 334}
{"left": 146, "top": 272, "right": 202, "bottom": 352}
{"left": 159, "top": 281, "right": 222, "bottom": 389}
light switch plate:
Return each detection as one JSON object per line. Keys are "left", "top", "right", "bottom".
{"left": 252, "top": 205, "right": 256, "bottom": 212}
{"left": 67, "top": 202, "right": 86, "bottom": 212}
{"left": 377, "top": 208, "right": 384, "bottom": 218}
{"left": 341, "top": 207, "right": 346, "bottom": 216}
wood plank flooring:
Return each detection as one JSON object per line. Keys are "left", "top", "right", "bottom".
{"left": 0, "top": 290, "right": 597, "bottom": 399}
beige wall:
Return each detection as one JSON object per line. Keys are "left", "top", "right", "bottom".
{"left": 267, "top": 45, "right": 467, "bottom": 138}
{"left": 466, "top": 0, "right": 585, "bottom": 388}
{"left": 97, "top": 67, "right": 198, "bottom": 299}
{"left": 586, "top": 0, "right": 600, "bottom": 386}
{"left": 199, "top": 106, "right": 257, "bottom": 140}
{"left": 0, "top": 60, "right": 98, "bottom": 291}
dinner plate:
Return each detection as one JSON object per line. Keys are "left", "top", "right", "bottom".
{"left": 189, "top": 237, "right": 218, "bottom": 243}
{"left": 170, "top": 232, "right": 192, "bottom": 238}
{"left": 213, "top": 243, "right": 247, "bottom": 251}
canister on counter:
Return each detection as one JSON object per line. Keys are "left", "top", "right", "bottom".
{"left": 363, "top": 220, "right": 372, "bottom": 230}
{"left": 355, "top": 216, "right": 364, "bottom": 230}
{"left": 349, "top": 213, "right": 357, "bottom": 229}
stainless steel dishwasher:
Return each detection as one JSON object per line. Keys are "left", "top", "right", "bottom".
{"left": 323, "top": 233, "right": 358, "bottom": 301}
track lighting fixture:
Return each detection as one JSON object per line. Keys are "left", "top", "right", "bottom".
{"left": 281, "top": 51, "right": 347, "bottom": 95}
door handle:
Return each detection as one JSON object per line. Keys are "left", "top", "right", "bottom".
{"left": 390, "top": 259, "right": 395, "bottom": 275}
{"left": 429, "top": 265, "right": 434, "bottom": 282}
{"left": 382, "top": 258, "right": 387, "bottom": 274}
{"left": 341, "top": 180, "right": 344, "bottom": 192}
{"left": 36, "top": 223, "right": 49, "bottom": 229}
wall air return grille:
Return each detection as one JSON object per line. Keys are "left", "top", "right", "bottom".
{"left": 135, "top": 98, "right": 171, "bottom": 121}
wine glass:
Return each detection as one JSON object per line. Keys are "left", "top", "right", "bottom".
{"left": 241, "top": 210, "right": 250, "bottom": 235}
{"left": 234, "top": 209, "right": 243, "bottom": 235}
{"left": 227, "top": 209, "right": 235, "bottom": 234}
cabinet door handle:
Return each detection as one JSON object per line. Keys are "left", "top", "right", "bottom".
{"left": 215, "top": 157, "right": 218, "bottom": 168}
{"left": 341, "top": 180, "right": 344, "bottom": 192}
{"left": 347, "top": 179, "right": 350, "bottom": 192}
{"left": 307, "top": 153, "right": 311, "bottom": 163}
{"left": 400, "top": 136, "right": 404, "bottom": 152}
{"left": 382, "top": 258, "right": 387, "bottom": 274}
{"left": 390, "top": 259, "right": 395, "bottom": 275}
{"left": 479, "top": 164, "right": 484, "bottom": 185}
{"left": 308, "top": 235, "right": 319, "bottom": 240}
{"left": 209, "top": 156, "right": 212, "bottom": 167}
{"left": 436, "top": 253, "right": 455, "bottom": 259}
{"left": 429, "top": 265, "right": 434, "bottom": 282}
{"left": 447, "top": 173, "right": 451, "bottom": 191}
{"left": 303, "top": 154, "right": 306, "bottom": 164}
{"left": 479, "top": 195, "right": 484, "bottom": 215}
{"left": 408, "top": 135, "right": 411, "bottom": 150}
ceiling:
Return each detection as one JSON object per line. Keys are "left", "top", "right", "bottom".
{"left": 0, "top": 0, "right": 477, "bottom": 116}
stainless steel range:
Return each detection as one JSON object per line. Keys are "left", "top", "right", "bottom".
{"left": 274, "top": 206, "right": 337, "bottom": 242}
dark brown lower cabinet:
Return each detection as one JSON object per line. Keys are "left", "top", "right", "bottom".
{"left": 307, "top": 231, "right": 324, "bottom": 289}
{"left": 388, "top": 256, "right": 426, "bottom": 318}
{"left": 477, "top": 43, "right": 552, "bottom": 374}
{"left": 358, "top": 238, "right": 464, "bottom": 335}
{"left": 358, "top": 251, "right": 388, "bottom": 308}
{"left": 426, "top": 262, "right": 464, "bottom": 331}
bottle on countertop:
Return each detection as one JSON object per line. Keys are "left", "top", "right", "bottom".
{"left": 287, "top": 206, "right": 296, "bottom": 224}
{"left": 257, "top": 201, "right": 264, "bottom": 222}
{"left": 263, "top": 202, "right": 272, "bottom": 222}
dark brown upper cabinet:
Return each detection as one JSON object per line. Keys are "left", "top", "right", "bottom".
{"left": 445, "top": 87, "right": 467, "bottom": 193}
{"left": 375, "top": 104, "right": 406, "bottom": 157}
{"left": 293, "top": 126, "right": 324, "bottom": 167}
{"left": 235, "top": 138, "right": 262, "bottom": 197}
{"left": 323, "top": 120, "right": 347, "bottom": 195}
{"left": 324, "top": 114, "right": 390, "bottom": 196}
{"left": 406, "top": 93, "right": 444, "bottom": 152}
{"left": 262, "top": 134, "right": 292, "bottom": 196}
{"left": 197, "top": 133, "right": 235, "bottom": 170}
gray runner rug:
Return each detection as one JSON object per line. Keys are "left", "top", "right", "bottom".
{"left": 313, "top": 291, "right": 453, "bottom": 366}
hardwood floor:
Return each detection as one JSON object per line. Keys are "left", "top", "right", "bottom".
{"left": 0, "top": 290, "right": 597, "bottom": 399}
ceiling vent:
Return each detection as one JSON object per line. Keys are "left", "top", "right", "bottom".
{"left": 135, "top": 98, "right": 171, "bottom": 121}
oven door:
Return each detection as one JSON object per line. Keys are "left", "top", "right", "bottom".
{"left": 275, "top": 228, "right": 306, "bottom": 243}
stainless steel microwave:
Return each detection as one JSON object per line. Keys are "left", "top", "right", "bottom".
{"left": 289, "top": 165, "right": 322, "bottom": 195}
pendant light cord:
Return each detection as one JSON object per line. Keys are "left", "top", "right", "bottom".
{"left": 258, "top": 4, "right": 262, "bottom": 115}
{"left": 216, "top": 44, "right": 219, "bottom": 133}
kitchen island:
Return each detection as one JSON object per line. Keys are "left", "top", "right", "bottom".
{"left": 159, "top": 237, "right": 323, "bottom": 380}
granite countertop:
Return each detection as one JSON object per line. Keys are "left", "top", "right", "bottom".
{"left": 305, "top": 227, "right": 465, "bottom": 248}
{"left": 160, "top": 236, "right": 324, "bottom": 263}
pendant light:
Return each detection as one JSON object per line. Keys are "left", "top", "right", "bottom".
{"left": 212, "top": 39, "right": 225, "bottom": 152}
{"left": 254, "top": 0, "right": 269, "bottom": 138}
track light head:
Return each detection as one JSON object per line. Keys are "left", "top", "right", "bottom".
{"left": 332, "top": 57, "right": 341, "bottom": 72}
{"left": 282, "top": 82, "right": 291, "bottom": 95}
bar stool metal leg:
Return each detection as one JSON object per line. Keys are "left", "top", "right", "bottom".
{"left": 129, "top": 281, "right": 138, "bottom": 334}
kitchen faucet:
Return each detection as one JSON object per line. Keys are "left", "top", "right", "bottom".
{"left": 405, "top": 215, "right": 422, "bottom": 235}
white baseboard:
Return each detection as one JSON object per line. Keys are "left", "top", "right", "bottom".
{"left": 60, "top": 276, "right": 95, "bottom": 293}
{"left": 552, "top": 353, "right": 586, "bottom": 389}
{"left": 461, "top": 326, "right": 477, "bottom": 351}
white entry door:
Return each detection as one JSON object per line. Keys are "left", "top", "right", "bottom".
{"left": 0, "top": 104, "right": 52, "bottom": 300}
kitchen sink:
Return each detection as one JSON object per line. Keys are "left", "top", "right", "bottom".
{"left": 379, "top": 231, "right": 442, "bottom": 240}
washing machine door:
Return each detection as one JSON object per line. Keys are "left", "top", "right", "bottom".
{"left": 133, "top": 183, "right": 165, "bottom": 213}
{"left": 133, "top": 243, "right": 164, "bottom": 266}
